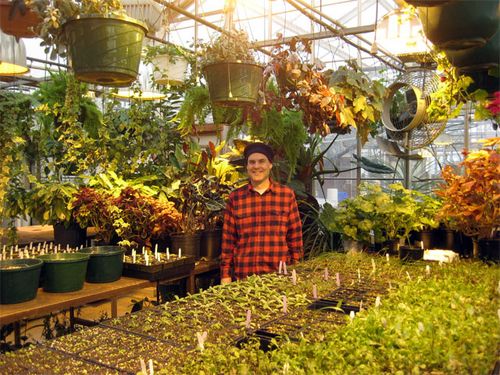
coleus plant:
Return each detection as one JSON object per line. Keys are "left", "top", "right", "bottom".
{"left": 436, "top": 137, "right": 500, "bottom": 239}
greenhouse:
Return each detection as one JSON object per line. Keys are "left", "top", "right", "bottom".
{"left": 0, "top": 0, "right": 499, "bottom": 373}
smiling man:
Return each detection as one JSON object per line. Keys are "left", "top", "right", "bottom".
{"left": 220, "top": 142, "right": 303, "bottom": 284}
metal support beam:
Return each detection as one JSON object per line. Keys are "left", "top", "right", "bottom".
{"left": 285, "top": 0, "right": 402, "bottom": 71}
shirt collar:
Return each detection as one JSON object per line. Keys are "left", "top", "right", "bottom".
{"left": 247, "top": 179, "right": 275, "bottom": 193}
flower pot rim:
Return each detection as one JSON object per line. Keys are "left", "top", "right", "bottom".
{"left": 0, "top": 258, "right": 43, "bottom": 272}
{"left": 202, "top": 61, "right": 264, "bottom": 70}
{"left": 38, "top": 253, "right": 90, "bottom": 263}
{"left": 63, "top": 13, "right": 148, "bottom": 33}
{"left": 79, "top": 246, "right": 126, "bottom": 257}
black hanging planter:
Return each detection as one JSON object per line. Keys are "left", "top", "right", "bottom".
{"left": 418, "top": 1, "right": 499, "bottom": 50}
{"left": 445, "top": 30, "right": 499, "bottom": 72}
{"left": 53, "top": 221, "right": 87, "bottom": 249}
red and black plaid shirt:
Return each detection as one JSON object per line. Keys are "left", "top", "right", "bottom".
{"left": 221, "top": 180, "right": 303, "bottom": 280}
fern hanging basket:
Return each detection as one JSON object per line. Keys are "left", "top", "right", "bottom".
{"left": 203, "top": 62, "right": 263, "bottom": 107}
{"left": 0, "top": 0, "right": 40, "bottom": 38}
{"left": 63, "top": 14, "right": 148, "bottom": 87}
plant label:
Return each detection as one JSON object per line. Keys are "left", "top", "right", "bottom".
{"left": 375, "top": 296, "right": 381, "bottom": 307}
{"left": 282, "top": 295, "right": 288, "bottom": 313}
{"left": 291, "top": 269, "right": 297, "bottom": 285}
{"left": 313, "top": 284, "right": 318, "bottom": 299}
{"left": 324, "top": 267, "right": 329, "bottom": 281}
{"left": 278, "top": 260, "right": 283, "bottom": 274}
{"left": 349, "top": 311, "right": 355, "bottom": 320}
{"left": 246, "top": 309, "right": 251, "bottom": 329}
{"left": 425, "top": 265, "right": 430, "bottom": 275}
{"left": 140, "top": 358, "right": 147, "bottom": 374}
{"left": 371, "top": 258, "right": 376, "bottom": 273}
{"left": 178, "top": 248, "right": 182, "bottom": 258}
{"left": 167, "top": 247, "right": 170, "bottom": 260}
{"left": 283, "top": 262, "right": 288, "bottom": 275}
{"left": 196, "top": 331, "right": 208, "bottom": 351}
{"left": 148, "top": 359, "right": 154, "bottom": 375}
{"left": 386, "top": 253, "right": 390, "bottom": 262}
{"left": 357, "top": 268, "right": 361, "bottom": 282}
{"left": 336, "top": 272, "right": 341, "bottom": 287}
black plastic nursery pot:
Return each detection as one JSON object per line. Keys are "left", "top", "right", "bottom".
{"left": 170, "top": 232, "right": 202, "bottom": 259}
{"left": 399, "top": 245, "right": 424, "bottom": 262}
{"left": 445, "top": 30, "right": 499, "bottom": 72}
{"left": 200, "top": 229, "right": 222, "bottom": 259}
{"left": 0, "top": 258, "right": 43, "bottom": 304}
{"left": 38, "top": 253, "right": 90, "bottom": 292}
{"left": 53, "top": 221, "right": 87, "bottom": 249}
{"left": 79, "top": 246, "right": 125, "bottom": 283}
{"left": 478, "top": 238, "right": 500, "bottom": 263}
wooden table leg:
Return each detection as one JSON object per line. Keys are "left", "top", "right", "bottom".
{"left": 188, "top": 272, "right": 195, "bottom": 294}
{"left": 13, "top": 321, "right": 21, "bottom": 347}
{"left": 111, "top": 299, "right": 118, "bottom": 318}
{"left": 69, "top": 307, "right": 75, "bottom": 332}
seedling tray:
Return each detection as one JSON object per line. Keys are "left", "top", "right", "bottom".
{"left": 122, "top": 256, "right": 195, "bottom": 281}
{"left": 307, "top": 298, "right": 361, "bottom": 314}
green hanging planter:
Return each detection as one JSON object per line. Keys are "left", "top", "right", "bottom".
{"left": 63, "top": 14, "right": 148, "bottom": 87}
{"left": 38, "top": 253, "right": 90, "bottom": 293}
{"left": 445, "top": 30, "right": 499, "bottom": 72}
{"left": 406, "top": 0, "right": 453, "bottom": 6}
{"left": 0, "top": 258, "right": 43, "bottom": 304}
{"left": 203, "top": 62, "right": 264, "bottom": 107}
{"left": 418, "top": 1, "right": 499, "bottom": 50}
{"left": 79, "top": 246, "right": 125, "bottom": 283}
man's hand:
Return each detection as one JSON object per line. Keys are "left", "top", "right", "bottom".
{"left": 221, "top": 277, "right": 232, "bottom": 285}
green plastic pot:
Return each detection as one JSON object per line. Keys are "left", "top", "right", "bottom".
{"left": 79, "top": 246, "right": 125, "bottom": 283}
{"left": 445, "top": 30, "right": 499, "bottom": 72}
{"left": 0, "top": 258, "right": 43, "bottom": 304}
{"left": 38, "top": 253, "right": 90, "bottom": 293}
{"left": 418, "top": 1, "right": 499, "bottom": 50}
{"left": 203, "top": 62, "right": 264, "bottom": 106}
{"left": 63, "top": 14, "right": 148, "bottom": 87}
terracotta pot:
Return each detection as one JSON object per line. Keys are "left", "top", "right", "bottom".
{"left": 0, "top": 0, "right": 40, "bottom": 38}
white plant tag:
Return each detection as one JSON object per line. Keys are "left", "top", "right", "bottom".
{"left": 371, "top": 258, "right": 376, "bottom": 273}
{"left": 425, "top": 265, "right": 430, "bottom": 275}
{"left": 282, "top": 295, "right": 288, "bottom": 313}
{"left": 349, "top": 311, "right": 355, "bottom": 320}
{"left": 140, "top": 358, "right": 147, "bottom": 374}
{"left": 245, "top": 309, "right": 251, "bottom": 329}
{"left": 312, "top": 284, "right": 318, "bottom": 299}
{"left": 375, "top": 296, "right": 381, "bottom": 307}
{"left": 291, "top": 269, "right": 297, "bottom": 285}
{"left": 196, "top": 331, "right": 208, "bottom": 351}
{"left": 148, "top": 359, "right": 154, "bottom": 375}
{"left": 278, "top": 260, "right": 283, "bottom": 274}
{"left": 386, "top": 253, "right": 390, "bottom": 262}
{"left": 283, "top": 262, "right": 288, "bottom": 275}
{"left": 324, "top": 267, "right": 329, "bottom": 280}
{"left": 336, "top": 272, "right": 341, "bottom": 287}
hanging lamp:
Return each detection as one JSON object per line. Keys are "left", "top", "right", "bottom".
{"left": 375, "top": 7, "right": 432, "bottom": 63}
{"left": 0, "top": 29, "right": 29, "bottom": 75}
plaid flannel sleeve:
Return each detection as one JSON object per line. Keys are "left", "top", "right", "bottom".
{"left": 220, "top": 196, "right": 236, "bottom": 279}
{"left": 286, "top": 193, "right": 303, "bottom": 263}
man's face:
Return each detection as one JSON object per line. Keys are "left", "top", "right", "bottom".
{"left": 246, "top": 152, "right": 272, "bottom": 185}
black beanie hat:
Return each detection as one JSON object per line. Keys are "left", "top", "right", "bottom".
{"left": 244, "top": 142, "right": 274, "bottom": 163}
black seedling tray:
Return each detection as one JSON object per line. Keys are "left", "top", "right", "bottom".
{"left": 123, "top": 256, "right": 195, "bottom": 281}
{"left": 307, "top": 298, "right": 361, "bottom": 314}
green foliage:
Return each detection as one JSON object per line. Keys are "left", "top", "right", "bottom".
{"left": 199, "top": 29, "right": 258, "bottom": 66}
{"left": 320, "top": 183, "right": 442, "bottom": 243}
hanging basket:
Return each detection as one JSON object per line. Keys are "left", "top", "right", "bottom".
{"left": 122, "top": 0, "right": 164, "bottom": 33}
{"left": 405, "top": 0, "right": 453, "bottom": 6}
{"left": 63, "top": 14, "right": 148, "bottom": 87}
{"left": 418, "top": 1, "right": 499, "bottom": 50}
{"left": 203, "top": 62, "right": 264, "bottom": 107}
{"left": 445, "top": 30, "right": 499, "bottom": 72}
{"left": 153, "top": 55, "right": 188, "bottom": 85}
{"left": 0, "top": 0, "right": 40, "bottom": 38}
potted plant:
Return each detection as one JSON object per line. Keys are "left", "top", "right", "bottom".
{"left": 0, "top": 0, "right": 41, "bottom": 38}
{"left": 112, "top": 187, "right": 180, "bottom": 250}
{"left": 29, "top": 0, "right": 148, "bottom": 86}
{"left": 200, "top": 28, "right": 264, "bottom": 106}
{"left": 70, "top": 187, "right": 118, "bottom": 245}
{"left": 144, "top": 43, "right": 192, "bottom": 86}
{"left": 417, "top": 1, "right": 498, "bottom": 50}
{"left": 436, "top": 138, "right": 500, "bottom": 261}
{"left": 327, "top": 61, "right": 386, "bottom": 146}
